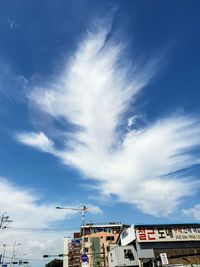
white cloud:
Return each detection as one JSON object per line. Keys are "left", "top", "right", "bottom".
{"left": 0, "top": 178, "right": 101, "bottom": 227}
{"left": 127, "top": 116, "right": 137, "bottom": 127}
{"left": 17, "top": 21, "right": 200, "bottom": 217}
{"left": 183, "top": 204, "right": 200, "bottom": 220}
{"left": 16, "top": 132, "right": 55, "bottom": 153}
{"left": 86, "top": 205, "right": 103, "bottom": 214}
{"left": 0, "top": 178, "right": 66, "bottom": 228}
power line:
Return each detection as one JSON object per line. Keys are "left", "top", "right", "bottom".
{"left": 4, "top": 226, "right": 79, "bottom": 232}
{"left": 3, "top": 256, "right": 56, "bottom": 262}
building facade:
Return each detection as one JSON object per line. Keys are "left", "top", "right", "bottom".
{"left": 108, "top": 223, "right": 200, "bottom": 267}
{"left": 82, "top": 222, "right": 123, "bottom": 267}
{"left": 65, "top": 223, "right": 200, "bottom": 267}
{"left": 135, "top": 223, "right": 200, "bottom": 267}
{"left": 108, "top": 245, "right": 139, "bottom": 267}
{"left": 63, "top": 233, "right": 81, "bottom": 267}
{"left": 64, "top": 222, "right": 123, "bottom": 267}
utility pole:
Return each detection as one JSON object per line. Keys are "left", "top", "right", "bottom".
{"left": 0, "top": 212, "right": 13, "bottom": 229}
{"left": 81, "top": 206, "right": 88, "bottom": 254}
{"left": 2, "top": 244, "right": 6, "bottom": 264}
{"left": 10, "top": 242, "right": 21, "bottom": 267}
{"left": 102, "top": 244, "right": 106, "bottom": 267}
{"left": 10, "top": 241, "right": 16, "bottom": 267}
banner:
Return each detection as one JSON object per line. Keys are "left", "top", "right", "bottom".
{"left": 135, "top": 225, "right": 200, "bottom": 242}
{"left": 120, "top": 225, "right": 136, "bottom": 246}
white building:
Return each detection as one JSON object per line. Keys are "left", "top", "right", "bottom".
{"left": 108, "top": 245, "right": 139, "bottom": 267}
{"left": 63, "top": 237, "right": 71, "bottom": 267}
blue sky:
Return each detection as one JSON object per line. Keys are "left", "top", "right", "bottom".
{"left": 0, "top": 0, "right": 200, "bottom": 265}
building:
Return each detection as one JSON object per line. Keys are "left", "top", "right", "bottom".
{"left": 63, "top": 237, "right": 70, "bottom": 267}
{"left": 135, "top": 223, "right": 200, "bottom": 267}
{"left": 82, "top": 222, "right": 123, "bottom": 267}
{"left": 108, "top": 224, "right": 139, "bottom": 267}
{"left": 63, "top": 233, "right": 81, "bottom": 267}
{"left": 108, "top": 223, "right": 200, "bottom": 267}
{"left": 64, "top": 222, "right": 123, "bottom": 267}
{"left": 108, "top": 245, "right": 139, "bottom": 267}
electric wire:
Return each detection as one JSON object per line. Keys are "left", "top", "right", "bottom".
{"left": 3, "top": 256, "right": 62, "bottom": 262}
{"left": 3, "top": 226, "right": 79, "bottom": 232}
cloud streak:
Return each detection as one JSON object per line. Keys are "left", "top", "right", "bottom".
{"left": 183, "top": 204, "right": 200, "bottom": 220}
{"left": 16, "top": 131, "right": 55, "bottom": 154}
{"left": 0, "top": 177, "right": 101, "bottom": 228}
{"left": 16, "top": 20, "right": 200, "bottom": 217}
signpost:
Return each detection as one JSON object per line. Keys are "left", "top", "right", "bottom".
{"left": 81, "top": 254, "right": 88, "bottom": 263}
{"left": 81, "top": 254, "right": 88, "bottom": 267}
{"left": 72, "top": 239, "right": 80, "bottom": 245}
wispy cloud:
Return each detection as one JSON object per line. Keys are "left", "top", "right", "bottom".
{"left": 0, "top": 64, "right": 27, "bottom": 102}
{"left": 0, "top": 177, "right": 101, "bottom": 227}
{"left": 16, "top": 131, "right": 55, "bottom": 153}
{"left": 16, "top": 20, "right": 200, "bottom": 217}
{"left": 183, "top": 204, "right": 200, "bottom": 220}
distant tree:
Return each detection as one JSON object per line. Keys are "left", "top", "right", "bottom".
{"left": 45, "top": 259, "right": 63, "bottom": 267}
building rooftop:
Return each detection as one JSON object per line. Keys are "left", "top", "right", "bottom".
{"left": 81, "top": 222, "right": 123, "bottom": 228}
{"left": 135, "top": 223, "right": 200, "bottom": 227}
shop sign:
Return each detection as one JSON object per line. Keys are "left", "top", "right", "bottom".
{"left": 135, "top": 225, "right": 200, "bottom": 242}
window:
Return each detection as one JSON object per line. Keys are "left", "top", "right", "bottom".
{"left": 124, "top": 249, "right": 134, "bottom": 260}
{"left": 84, "top": 237, "right": 88, "bottom": 242}
{"left": 85, "top": 248, "right": 89, "bottom": 252}
{"left": 106, "top": 246, "right": 110, "bottom": 252}
{"left": 106, "top": 236, "right": 114, "bottom": 241}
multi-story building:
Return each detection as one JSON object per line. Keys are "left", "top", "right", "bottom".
{"left": 63, "top": 233, "right": 81, "bottom": 267}
{"left": 82, "top": 222, "right": 123, "bottom": 267}
{"left": 64, "top": 222, "right": 123, "bottom": 267}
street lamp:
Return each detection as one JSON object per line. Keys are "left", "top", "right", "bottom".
{"left": 56, "top": 206, "right": 88, "bottom": 254}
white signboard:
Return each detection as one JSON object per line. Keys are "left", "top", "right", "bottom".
{"left": 160, "top": 253, "right": 169, "bottom": 265}
{"left": 120, "top": 224, "right": 136, "bottom": 246}
{"left": 136, "top": 225, "right": 200, "bottom": 242}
